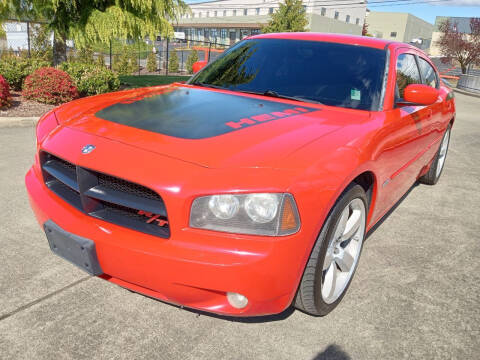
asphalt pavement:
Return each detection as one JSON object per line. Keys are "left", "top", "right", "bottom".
{"left": 0, "top": 93, "right": 478, "bottom": 359}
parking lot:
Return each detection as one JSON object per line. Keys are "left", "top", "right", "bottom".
{"left": 0, "top": 93, "right": 478, "bottom": 359}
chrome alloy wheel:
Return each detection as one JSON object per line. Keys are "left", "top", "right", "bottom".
{"left": 321, "top": 198, "right": 366, "bottom": 304}
{"left": 436, "top": 128, "right": 451, "bottom": 178}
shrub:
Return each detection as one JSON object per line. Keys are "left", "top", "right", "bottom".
{"left": 0, "top": 56, "right": 50, "bottom": 90}
{"left": 23, "top": 67, "right": 79, "bottom": 104}
{"left": 75, "top": 47, "right": 95, "bottom": 64}
{"left": 59, "top": 62, "right": 120, "bottom": 96}
{"left": 112, "top": 45, "right": 137, "bottom": 75}
{"left": 186, "top": 49, "right": 199, "bottom": 74}
{"left": 146, "top": 51, "right": 157, "bottom": 72}
{"left": 0, "top": 74, "right": 11, "bottom": 108}
{"left": 95, "top": 54, "right": 105, "bottom": 67}
{"left": 168, "top": 51, "right": 179, "bottom": 73}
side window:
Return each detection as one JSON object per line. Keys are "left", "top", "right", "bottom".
{"left": 396, "top": 53, "right": 422, "bottom": 99}
{"left": 418, "top": 57, "right": 439, "bottom": 88}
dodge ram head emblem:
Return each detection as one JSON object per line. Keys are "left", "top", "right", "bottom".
{"left": 81, "top": 144, "right": 96, "bottom": 154}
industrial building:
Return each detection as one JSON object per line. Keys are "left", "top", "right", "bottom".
{"left": 174, "top": 0, "right": 367, "bottom": 45}
{"left": 366, "top": 11, "right": 434, "bottom": 51}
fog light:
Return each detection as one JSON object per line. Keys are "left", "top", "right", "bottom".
{"left": 227, "top": 292, "right": 248, "bottom": 309}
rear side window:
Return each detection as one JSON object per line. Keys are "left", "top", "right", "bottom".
{"left": 418, "top": 57, "right": 439, "bottom": 88}
{"left": 396, "top": 53, "right": 421, "bottom": 99}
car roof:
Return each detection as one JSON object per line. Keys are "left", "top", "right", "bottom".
{"left": 248, "top": 32, "right": 409, "bottom": 50}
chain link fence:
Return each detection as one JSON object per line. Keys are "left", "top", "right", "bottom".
{"left": 1, "top": 19, "right": 228, "bottom": 75}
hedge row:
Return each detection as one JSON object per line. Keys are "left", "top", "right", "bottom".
{"left": 0, "top": 56, "right": 120, "bottom": 105}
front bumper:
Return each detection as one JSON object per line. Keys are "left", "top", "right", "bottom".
{"left": 26, "top": 166, "right": 311, "bottom": 316}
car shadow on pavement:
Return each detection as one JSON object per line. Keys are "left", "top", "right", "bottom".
{"left": 312, "top": 344, "right": 351, "bottom": 360}
{"left": 180, "top": 304, "right": 296, "bottom": 323}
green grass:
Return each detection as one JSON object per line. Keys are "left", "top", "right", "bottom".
{"left": 119, "top": 75, "right": 191, "bottom": 89}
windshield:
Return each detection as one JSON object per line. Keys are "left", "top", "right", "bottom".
{"left": 189, "top": 39, "right": 387, "bottom": 111}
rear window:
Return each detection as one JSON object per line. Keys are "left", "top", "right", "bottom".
{"left": 190, "top": 39, "right": 387, "bottom": 111}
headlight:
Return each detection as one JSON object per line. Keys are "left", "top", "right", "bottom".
{"left": 208, "top": 195, "right": 239, "bottom": 219}
{"left": 190, "top": 193, "right": 300, "bottom": 236}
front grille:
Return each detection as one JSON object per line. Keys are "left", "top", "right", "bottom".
{"left": 40, "top": 152, "right": 169, "bottom": 238}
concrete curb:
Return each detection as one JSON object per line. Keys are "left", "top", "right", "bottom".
{"left": 0, "top": 117, "right": 38, "bottom": 128}
{"left": 453, "top": 88, "right": 480, "bottom": 99}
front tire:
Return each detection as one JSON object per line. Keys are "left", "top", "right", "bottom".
{"left": 419, "top": 125, "right": 451, "bottom": 185}
{"left": 295, "top": 184, "right": 367, "bottom": 316}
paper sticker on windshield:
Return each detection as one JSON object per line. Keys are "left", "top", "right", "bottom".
{"left": 351, "top": 89, "right": 361, "bottom": 101}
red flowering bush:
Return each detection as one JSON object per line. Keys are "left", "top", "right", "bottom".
{"left": 0, "top": 74, "right": 11, "bottom": 109}
{"left": 23, "top": 67, "right": 79, "bottom": 104}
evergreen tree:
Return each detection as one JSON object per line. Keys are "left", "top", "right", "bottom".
{"left": 186, "top": 49, "right": 199, "bottom": 74}
{"left": 146, "top": 51, "right": 158, "bottom": 72}
{"left": 168, "top": 50, "right": 179, "bottom": 73}
{"left": 262, "top": 0, "right": 308, "bottom": 33}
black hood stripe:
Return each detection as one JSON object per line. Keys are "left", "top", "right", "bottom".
{"left": 95, "top": 87, "right": 319, "bottom": 139}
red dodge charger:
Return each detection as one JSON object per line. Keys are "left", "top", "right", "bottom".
{"left": 26, "top": 33, "right": 455, "bottom": 317}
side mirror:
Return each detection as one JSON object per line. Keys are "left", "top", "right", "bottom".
{"left": 192, "top": 60, "right": 207, "bottom": 74}
{"left": 402, "top": 84, "right": 439, "bottom": 106}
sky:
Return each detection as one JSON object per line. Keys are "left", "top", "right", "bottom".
{"left": 366, "top": 1, "right": 480, "bottom": 24}
{"left": 185, "top": 0, "right": 480, "bottom": 25}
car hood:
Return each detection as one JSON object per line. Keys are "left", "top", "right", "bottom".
{"left": 54, "top": 84, "right": 365, "bottom": 169}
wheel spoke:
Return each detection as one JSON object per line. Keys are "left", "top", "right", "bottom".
{"left": 322, "top": 262, "right": 337, "bottom": 299}
{"left": 341, "top": 209, "right": 362, "bottom": 241}
{"left": 335, "top": 250, "right": 354, "bottom": 272}
{"left": 334, "top": 206, "right": 349, "bottom": 240}
{"left": 323, "top": 251, "right": 334, "bottom": 270}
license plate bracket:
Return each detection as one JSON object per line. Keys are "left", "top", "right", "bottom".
{"left": 44, "top": 220, "right": 103, "bottom": 276}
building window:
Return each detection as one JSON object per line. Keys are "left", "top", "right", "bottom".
{"left": 390, "top": 32, "right": 397, "bottom": 37}
{"left": 321, "top": 7, "right": 326, "bottom": 16}
{"left": 199, "top": 12, "right": 202, "bottom": 18}
{"left": 233, "top": 10, "right": 237, "bottom": 16}
{"left": 334, "top": 11, "right": 339, "bottom": 20}
{"left": 303, "top": 5, "right": 307, "bottom": 12}
{"left": 356, "top": 18, "right": 360, "bottom": 25}
{"left": 346, "top": 15, "right": 350, "bottom": 23}
{"left": 196, "top": 29, "right": 202, "bottom": 38}
{"left": 269, "top": 7, "right": 274, "bottom": 14}
{"left": 244, "top": 9, "right": 248, "bottom": 16}
{"left": 251, "top": 29, "right": 260, "bottom": 35}
{"left": 223, "top": 10, "right": 227, "bottom": 16}
{"left": 214, "top": 11, "right": 217, "bottom": 17}
{"left": 220, "top": 29, "right": 227, "bottom": 39}
{"left": 256, "top": 8, "right": 260, "bottom": 15}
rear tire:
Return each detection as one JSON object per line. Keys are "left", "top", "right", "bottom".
{"left": 419, "top": 125, "right": 451, "bottom": 185}
{"left": 295, "top": 184, "right": 367, "bottom": 316}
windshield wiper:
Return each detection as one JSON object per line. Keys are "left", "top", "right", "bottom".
{"left": 237, "top": 89, "right": 323, "bottom": 105}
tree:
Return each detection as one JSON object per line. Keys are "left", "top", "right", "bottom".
{"left": 146, "top": 51, "right": 158, "bottom": 72}
{"left": 437, "top": 18, "right": 480, "bottom": 74}
{"left": 262, "top": 0, "right": 308, "bottom": 33}
{"left": 186, "top": 49, "right": 199, "bottom": 74}
{"left": 0, "top": 0, "right": 188, "bottom": 65}
{"left": 362, "top": 22, "right": 372, "bottom": 37}
{"left": 31, "top": 23, "right": 53, "bottom": 63}
{"left": 168, "top": 50, "right": 179, "bottom": 73}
